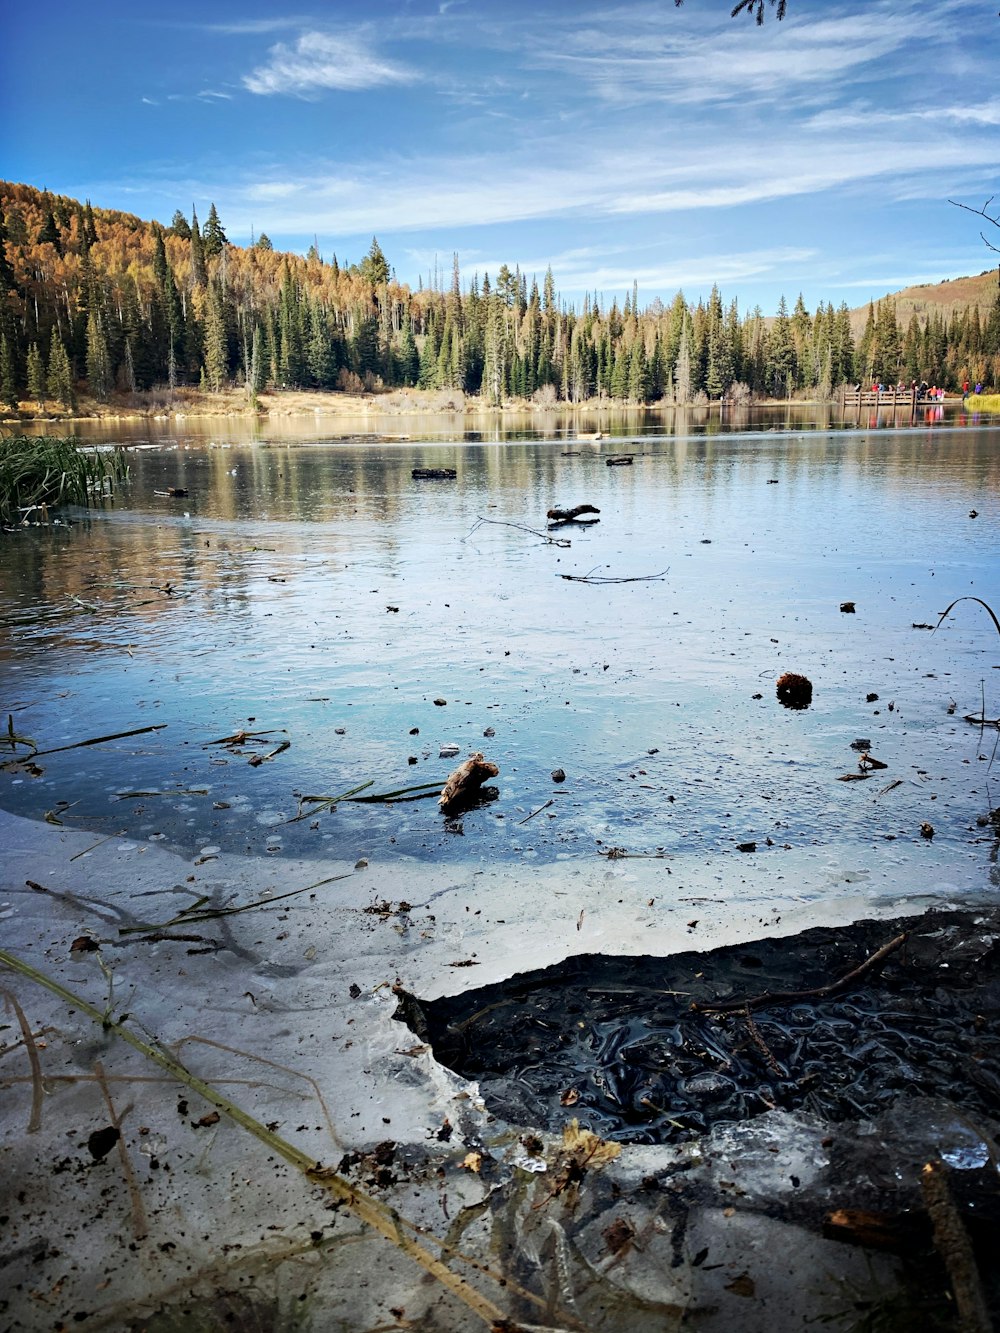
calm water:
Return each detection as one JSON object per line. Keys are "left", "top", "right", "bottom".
{"left": 2, "top": 408, "right": 999, "bottom": 889}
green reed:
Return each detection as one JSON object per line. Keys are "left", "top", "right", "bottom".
{"left": 0, "top": 434, "right": 129, "bottom": 526}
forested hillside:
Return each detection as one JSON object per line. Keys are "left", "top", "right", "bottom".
{"left": 1, "top": 181, "right": 997, "bottom": 413}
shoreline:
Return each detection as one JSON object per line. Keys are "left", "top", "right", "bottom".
{"left": 0, "top": 384, "right": 849, "bottom": 426}
{"left": 1, "top": 383, "right": 984, "bottom": 429}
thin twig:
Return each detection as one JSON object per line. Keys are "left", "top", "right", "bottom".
{"left": 692, "top": 931, "right": 909, "bottom": 1014}
{"left": 559, "top": 568, "right": 668, "bottom": 584}
{"left": 463, "top": 515, "right": 571, "bottom": 547}
{"left": 516, "top": 799, "right": 554, "bottom": 825}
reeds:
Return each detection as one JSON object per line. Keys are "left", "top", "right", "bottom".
{"left": 0, "top": 434, "right": 129, "bottom": 526}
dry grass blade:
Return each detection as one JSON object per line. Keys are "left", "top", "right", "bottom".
{"left": 26, "top": 723, "right": 168, "bottom": 760}
{"left": 118, "top": 872, "right": 352, "bottom": 934}
{"left": 934, "top": 596, "right": 1000, "bottom": 638}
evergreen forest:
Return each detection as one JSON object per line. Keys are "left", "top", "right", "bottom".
{"left": 1, "top": 181, "right": 998, "bottom": 414}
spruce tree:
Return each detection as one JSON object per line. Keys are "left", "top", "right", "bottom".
{"left": 203, "top": 203, "right": 227, "bottom": 257}
{"left": 190, "top": 209, "right": 207, "bottom": 287}
{"left": 202, "top": 282, "right": 228, "bottom": 391}
{"left": 170, "top": 209, "right": 192, "bottom": 239}
{"left": 85, "top": 310, "right": 112, "bottom": 400}
{"left": 26, "top": 343, "right": 45, "bottom": 404}
{"left": 0, "top": 334, "right": 17, "bottom": 409}
{"left": 47, "top": 329, "right": 74, "bottom": 409}
{"left": 38, "top": 209, "right": 62, "bottom": 253}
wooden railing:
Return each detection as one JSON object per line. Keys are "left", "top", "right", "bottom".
{"left": 840, "top": 387, "right": 949, "bottom": 411}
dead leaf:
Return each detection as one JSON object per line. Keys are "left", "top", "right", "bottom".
{"left": 562, "top": 1118, "right": 621, "bottom": 1167}
{"left": 460, "top": 1151, "right": 483, "bottom": 1173}
{"left": 560, "top": 1087, "right": 580, "bottom": 1106}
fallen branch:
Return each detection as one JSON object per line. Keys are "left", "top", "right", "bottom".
{"left": 691, "top": 931, "right": 909, "bottom": 1014}
{"left": 964, "top": 713, "right": 1000, "bottom": 729}
{"left": 463, "top": 515, "right": 571, "bottom": 547}
{"left": 560, "top": 566, "right": 668, "bottom": 584}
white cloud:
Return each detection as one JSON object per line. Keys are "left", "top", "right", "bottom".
{"left": 243, "top": 31, "right": 415, "bottom": 96}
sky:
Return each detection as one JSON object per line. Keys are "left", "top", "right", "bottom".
{"left": 3, "top": 0, "right": 999, "bottom": 315}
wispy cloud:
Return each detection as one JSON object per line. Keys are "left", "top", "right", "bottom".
{"left": 243, "top": 30, "right": 415, "bottom": 96}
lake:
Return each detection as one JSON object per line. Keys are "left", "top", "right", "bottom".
{"left": 2, "top": 404, "right": 999, "bottom": 910}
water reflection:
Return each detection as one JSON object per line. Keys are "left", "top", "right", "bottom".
{"left": 2, "top": 416, "right": 999, "bottom": 897}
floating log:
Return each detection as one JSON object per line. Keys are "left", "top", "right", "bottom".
{"left": 154, "top": 487, "right": 188, "bottom": 498}
{"left": 606, "top": 456, "right": 633, "bottom": 467}
{"left": 575, "top": 431, "right": 603, "bottom": 441}
{"left": 412, "top": 467, "right": 457, "bottom": 480}
{"left": 439, "top": 752, "right": 499, "bottom": 812}
{"left": 546, "top": 503, "right": 600, "bottom": 523}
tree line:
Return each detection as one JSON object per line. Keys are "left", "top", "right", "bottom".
{"left": 0, "top": 181, "right": 997, "bottom": 413}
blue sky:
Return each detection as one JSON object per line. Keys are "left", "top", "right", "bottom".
{"left": 3, "top": 0, "right": 999, "bottom": 314}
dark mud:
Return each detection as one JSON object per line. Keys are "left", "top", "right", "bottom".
{"left": 401, "top": 907, "right": 1000, "bottom": 1146}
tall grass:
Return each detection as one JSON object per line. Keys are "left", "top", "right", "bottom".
{"left": 0, "top": 434, "right": 129, "bottom": 526}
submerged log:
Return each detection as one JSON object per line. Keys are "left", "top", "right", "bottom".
{"left": 546, "top": 503, "right": 600, "bottom": 523}
{"left": 439, "top": 752, "right": 499, "bottom": 812}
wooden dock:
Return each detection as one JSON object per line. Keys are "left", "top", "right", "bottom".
{"left": 841, "top": 387, "right": 948, "bottom": 412}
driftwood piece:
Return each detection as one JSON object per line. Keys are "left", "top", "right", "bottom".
{"left": 546, "top": 504, "right": 600, "bottom": 522}
{"left": 439, "top": 752, "right": 499, "bottom": 812}
{"left": 691, "top": 931, "right": 909, "bottom": 1014}
{"left": 606, "top": 455, "right": 633, "bottom": 467}
{"left": 921, "top": 1160, "right": 992, "bottom": 1333}
{"left": 412, "top": 467, "right": 457, "bottom": 480}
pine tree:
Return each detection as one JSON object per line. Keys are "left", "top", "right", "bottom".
{"left": 38, "top": 208, "right": 62, "bottom": 253}
{"left": 627, "top": 336, "right": 649, "bottom": 402}
{"left": 361, "top": 238, "right": 389, "bottom": 287}
{"left": 400, "top": 315, "right": 419, "bottom": 386}
{"left": 26, "top": 343, "right": 45, "bottom": 403}
{"left": 203, "top": 203, "right": 227, "bottom": 257}
{"left": 190, "top": 209, "right": 206, "bottom": 287}
{"left": 0, "top": 334, "right": 17, "bottom": 409}
{"left": 766, "top": 296, "right": 796, "bottom": 398}
{"left": 85, "top": 310, "right": 112, "bottom": 400}
{"left": 170, "top": 209, "right": 192, "bottom": 239}
{"left": 47, "top": 329, "right": 74, "bottom": 409}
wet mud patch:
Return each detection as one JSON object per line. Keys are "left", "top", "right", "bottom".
{"left": 399, "top": 907, "right": 1000, "bottom": 1145}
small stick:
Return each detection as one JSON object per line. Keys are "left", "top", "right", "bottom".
{"left": 692, "top": 931, "right": 909, "bottom": 1013}
{"left": 744, "top": 1005, "right": 784, "bottom": 1078}
{"left": 517, "top": 799, "right": 554, "bottom": 825}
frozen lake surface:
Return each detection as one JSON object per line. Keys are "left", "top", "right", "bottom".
{"left": 2, "top": 409, "right": 999, "bottom": 909}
